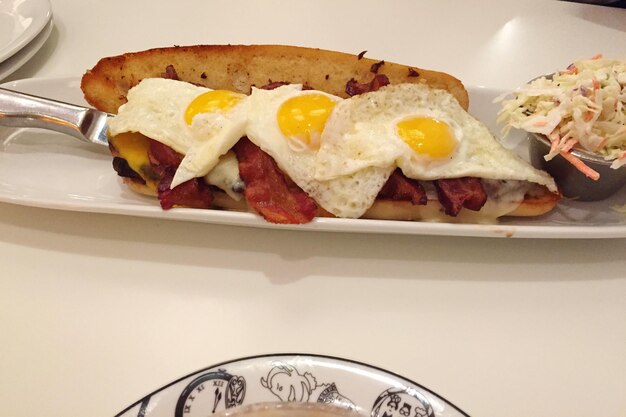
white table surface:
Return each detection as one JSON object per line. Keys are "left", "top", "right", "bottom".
{"left": 1, "top": 1, "right": 625, "bottom": 417}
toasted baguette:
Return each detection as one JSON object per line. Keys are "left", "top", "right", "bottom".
{"left": 81, "top": 44, "right": 469, "bottom": 114}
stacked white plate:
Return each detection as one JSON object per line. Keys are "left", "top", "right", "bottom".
{"left": 0, "top": 0, "right": 53, "bottom": 80}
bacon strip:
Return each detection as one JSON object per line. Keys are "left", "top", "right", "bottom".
{"left": 233, "top": 137, "right": 317, "bottom": 224}
{"left": 370, "top": 60, "right": 385, "bottom": 74}
{"left": 259, "top": 80, "right": 314, "bottom": 91}
{"left": 148, "top": 139, "right": 183, "bottom": 171}
{"left": 148, "top": 140, "right": 213, "bottom": 209}
{"left": 345, "top": 74, "right": 390, "bottom": 96}
{"left": 162, "top": 64, "right": 180, "bottom": 80}
{"left": 434, "top": 177, "right": 487, "bottom": 217}
{"left": 156, "top": 174, "right": 213, "bottom": 210}
{"left": 378, "top": 169, "right": 427, "bottom": 205}
{"left": 259, "top": 80, "right": 291, "bottom": 90}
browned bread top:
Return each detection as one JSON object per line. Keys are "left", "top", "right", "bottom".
{"left": 81, "top": 44, "right": 469, "bottom": 114}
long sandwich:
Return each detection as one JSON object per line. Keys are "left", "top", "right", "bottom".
{"left": 81, "top": 45, "right": 559, "bottom": 224}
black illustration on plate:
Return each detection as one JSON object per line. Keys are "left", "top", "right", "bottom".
{"left": 175, "top": 369, "right": 246, "bottom": 417}
{"left": 371, "top": 387, "right": 434, "bottom": 417}
{"left": 260, "top": 362, "right": 355, "bottom": 408}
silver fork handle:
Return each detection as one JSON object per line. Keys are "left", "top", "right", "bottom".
{"left": 0, "top": 87, "right": 99, "bottom": 144}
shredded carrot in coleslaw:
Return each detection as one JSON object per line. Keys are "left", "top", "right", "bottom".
{"left": 559, "top": 151, "right": 600, "bottom": 180}
{"left": 496, "top": 56, "right": 626, "bottom": 178}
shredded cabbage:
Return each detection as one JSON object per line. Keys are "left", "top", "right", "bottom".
{"left": 496, "top": 56, "right": 626, "bottom": 175}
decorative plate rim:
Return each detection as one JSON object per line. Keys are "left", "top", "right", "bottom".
{"left": 112, "top": 353, "right": 469, "bottom": 417}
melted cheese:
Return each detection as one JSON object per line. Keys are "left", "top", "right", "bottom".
{"left": 204, "top": 151, "right": 244, "bottom": 200}
{"left": 109, "top": 132, "right": 157, "bottom": 191}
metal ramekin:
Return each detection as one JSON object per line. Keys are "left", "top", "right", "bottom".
{"left": 529, "top": 133, "right": 626, "bottom": 201}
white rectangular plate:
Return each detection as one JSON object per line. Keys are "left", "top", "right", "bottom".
{"left": 1, "top": 77, "right": 625, "bottom": 238}
{"left": 0, "top": 0, "right": 51, "bottom": 63}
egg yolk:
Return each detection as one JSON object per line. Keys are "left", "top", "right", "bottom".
{"left": 184, "top": 90, "right": 244, "bottom": 124}
{"left": 277, "top": 93, "right": 336, "bottom": 147}
{"left": 396, "top": 117, "right": 458, "bottom": 158}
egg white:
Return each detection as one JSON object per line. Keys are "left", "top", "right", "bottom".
{"left": 246, "top": 84, "right": 394, "bottom": 218}
{"left": 316, "top": 83, "right": 557, "bottom": 192}
{"left": 107, "top": 78, "right": 248, "bottom": 189}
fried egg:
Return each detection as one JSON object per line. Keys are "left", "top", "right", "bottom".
{"left": 316, "top": 83, "right": 557, "bottom": 193}
{"left": 107, "top": 78, "right": 249, "bottom": 188}
{"left": 246, "top": 84, "right": 393, "bottom": 218}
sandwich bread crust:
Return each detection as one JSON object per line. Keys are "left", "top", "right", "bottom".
{"left": 81, "top": 44, "right": 469, "bottom": 114}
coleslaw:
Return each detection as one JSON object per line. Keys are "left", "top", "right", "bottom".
{"left": 496, "top": 55, "right": 626, "bottom": 180}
